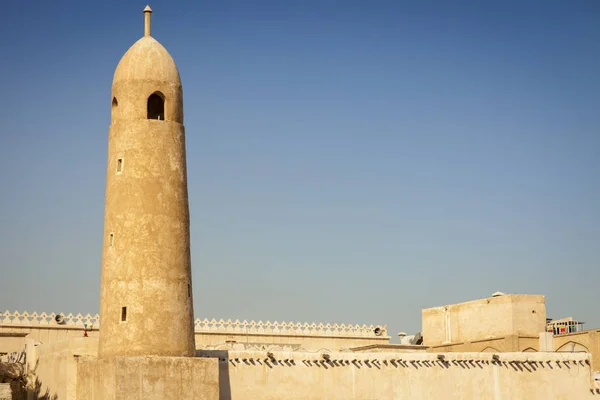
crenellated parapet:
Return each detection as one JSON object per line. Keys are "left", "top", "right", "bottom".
{"left": 0, "top": 310, "right": 99, "bottom": 329}
{"left": 194, "top": 318, "right": 387, "bottom": 338}
{"left": 0, "top": 311, "right": 387, "bottom": 338}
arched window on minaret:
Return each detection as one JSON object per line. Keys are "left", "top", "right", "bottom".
{"left": 147, "top": 92, "right": 165, "bottom": 120}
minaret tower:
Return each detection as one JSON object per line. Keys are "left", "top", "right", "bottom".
{"left": 98, "top": 6, "right": 195, "bottom": 358}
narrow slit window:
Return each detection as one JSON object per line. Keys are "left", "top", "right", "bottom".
{"left": 109, "top": 233, "right": 114, "bottom": 247}
{"left": 121, "top": 307, "right": 127, "bottom": 322}
{"left": 116, "top": 158, "right": 123, "bottom": 173}
{"left": 111, "top": 97, "right": 118, "bottom": 122}
{"left": 188, "top": 284, "right": 191, "bottom": 298}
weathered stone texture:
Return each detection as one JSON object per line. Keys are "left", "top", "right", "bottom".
{"left": 422, "top": 294, "right": 546, "bottom": 346}
{"left": 77, "top": 356, "right": 219, "bottom": 400}
{"left": 0, "top": 383, "right": 24, "bottom": 400}
{"left": 0, "top": 384, "right": 10, "bottom": 400}
{"left": 210, "top": 350, "right": 596, "bottom": 400}
{"left": 98, "top": 9, "right": 195, "bottom": 358}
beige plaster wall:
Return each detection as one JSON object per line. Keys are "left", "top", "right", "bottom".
{"left": 13, "top": 333, "right": 600, "bottom": 400}
{"left": 0, "top": 324, "right": 387, "bottom": 354}
{"left": 554, "top": 329, "right": 600, "bottom": 372}
{"left": 428, "top": 335, "right": 541, "bottom": 353}
{"left": 77, "top": 356, "right": 219, "bottom": 400}
{"left": 202, "top": 350, "right": 596, "bottom": 400}
{"left": 0, "top": 337, "right": 26, "bottom": 356}
{"left": 196, "top": 332, "right": 390, "bottom": 351}
{"left": 0, "top": 326, "right": 98, "bottom": 352}
{"left": 31, "top": 338, "right": 98, "bottom": 400}
{"left": 350, "top": 344, "right": 427, "bottom": 353}
{"left": 422, "top": 294, "right": 546, "bottom": 346}
{"left": 511, "top": 295, "right": 546, "bottom": 336}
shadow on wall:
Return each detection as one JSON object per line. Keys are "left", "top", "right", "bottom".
{"left": 197, "top": 350, "right": 232, "bottom": 400}
{"left": 0, "top": 362, "right": 27, "bottom": 400}
{"left": 31, "top": 378, "right": 57, "bottom": 400}
{"left": 196, "top": 350, "right": 600, "bottom": 399}
{"left": 213, "top": 350, "right": 231, "bottom": 400}
{"left": 0, "top": 362, "right": 25, "bottom": 384}
{"left": 23, "top": 360, "right": 58, "bottom": 400}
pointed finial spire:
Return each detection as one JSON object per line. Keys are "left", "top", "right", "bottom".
{"left": 144, "top": 5, "right": 153, "bottom": 37}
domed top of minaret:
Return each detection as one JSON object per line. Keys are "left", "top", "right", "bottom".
{"left": 110, "top": 6, "right": 184, "bottom": 123}
{"left": 112, "top": 5, "right": 181, "bottom": 87}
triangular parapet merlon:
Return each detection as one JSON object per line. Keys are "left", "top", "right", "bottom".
{"left": 0, "top": 311, "right": 388, "bottom": 338}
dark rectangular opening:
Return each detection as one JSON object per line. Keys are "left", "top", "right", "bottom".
{"left": 188, "top": 284, "right": 191, "bottom": 298}
{"left": 117, "top": 158, "right": 123, "bottom": 173}
{"left": 109, "top": 233, "right": 114, "bottom": 247}
{"left": 121, "top": 307, "right": 127, "bottom": 322}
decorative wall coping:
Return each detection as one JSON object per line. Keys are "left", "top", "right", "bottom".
{"left": 0, "top": 311, "right": 388, "bottom": 338}
{"left": 194, "top": 318, "right": 388, "bottom": 338}
{"left": 0, "top": 311, "right": 99, "bottom": 329}
{"left": 196, "top": 349, "right": 592, "bottom": 364}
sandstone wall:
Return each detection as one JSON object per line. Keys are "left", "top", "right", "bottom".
{"left": 0, "top": 326, "right": 98, "bottom": 350}
{"left": 196, "top": 332, "right": 389, "bottom": 351}
{"left": 0, "top": 337, "right": 27, "bottom": 356}
{"left": 0, "top": 312, "right": 388, "bottom": 353}
{"left": 0, "top": 326, "right": 387, "bottom": 354}
{"left": 31, "top": 338, "right": 98, "bottom": 400}
{"left": 77, "top": 356, "right": 218, "bottom": 400}
{"left": 422, "top": 294, "right": 546, "bottom": 346}
{"left": 199, "top": 350, "right": 597, "bottom": 400}
{"left": 427, "top": 334, "right": 540, "bottom": 353}
{"left": 554, "top": 329, "right": 600, "bottom": 372}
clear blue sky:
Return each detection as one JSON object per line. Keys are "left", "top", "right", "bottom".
{"left": 1, "top": 0, "right": 599, "bottom": 340}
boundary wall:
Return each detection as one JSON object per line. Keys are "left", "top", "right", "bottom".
{"left": 198, "top": 350, "right": 598, "bottom": 400}
{"left": 0, "top": 311, "right": 390, "bottom": 353}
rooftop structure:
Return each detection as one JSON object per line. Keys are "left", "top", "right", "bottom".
{"left": 546, "top": 317, "right": 586, "bottom": 335}
{"left": 422, "top": 293, "right": 546, "bottom": 347}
